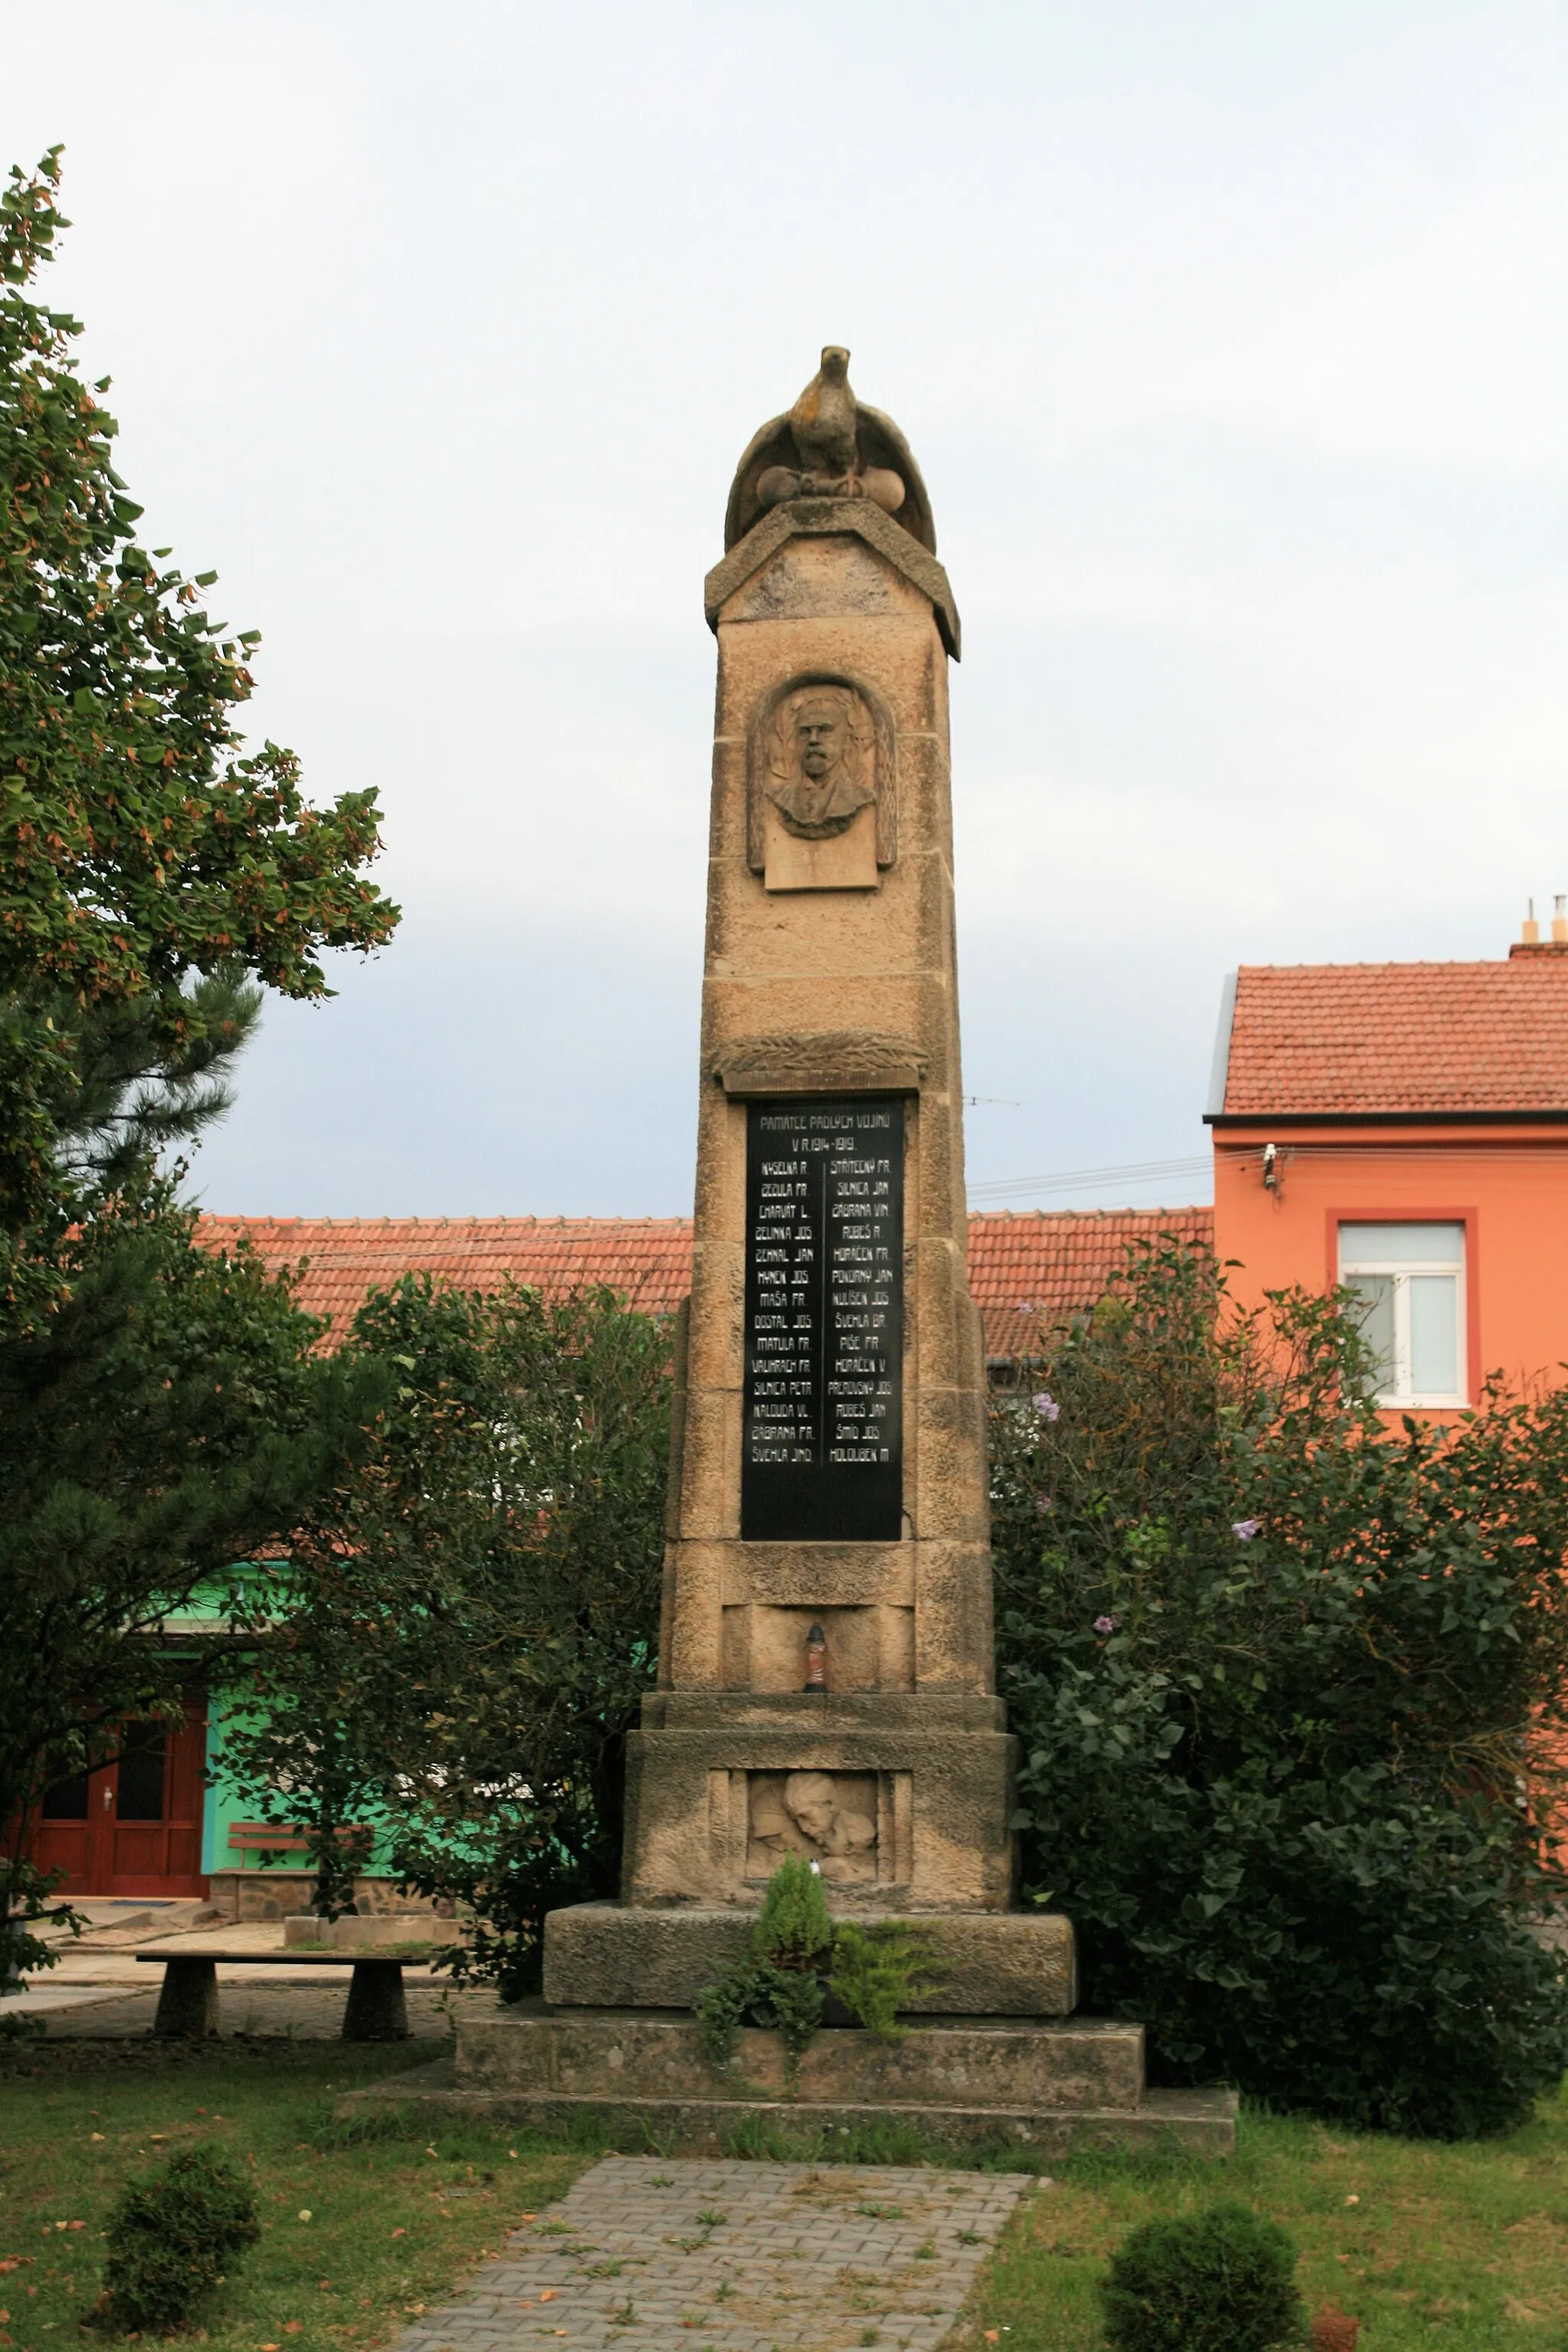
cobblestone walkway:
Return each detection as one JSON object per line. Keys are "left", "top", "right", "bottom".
{"left": 397, "top": 2158, "right": 1031, "bottom": 2352}
{"left": 24, "top": 1983, "right": 457, "bottom": 2037}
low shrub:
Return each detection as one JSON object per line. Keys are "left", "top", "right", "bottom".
{"left": 95, "top": 2147, "right": 260, "bottom": 2334}
{"left": 754, "top": 1852, "right": 833, "bottom": 1971}
{"left": 697, "top": 1857, "right": 830, "bottom": 2073}
{"left": 1099, "top": 2200, "right": 1304, "bottom": 2352}
{"left": 697, "top": 1858, "right": 946, "bottom": 2069}
{"left": 826, "top": 1920, "right": 941, "bottom": 2040}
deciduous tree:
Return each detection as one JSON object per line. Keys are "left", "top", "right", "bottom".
{"left": 2, "top": 149, "right": 395, "bottom": 1255}
{"left": 225, "top": 1278, "right": 670, "bottom": 1991}
{"left": 991, "top": 1243, "right": 1568, "bottom": 2136}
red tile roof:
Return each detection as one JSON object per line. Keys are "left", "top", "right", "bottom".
{"left": 197, "top": 1216, "right": 696, "bottom": 1333}
{"left": 1217, "top": 959, "right": 1568, "bottom": 1119}
{"left": 198, "top": 1207, "right": 1212, "bottom": 1364}
{"left": 968, "top": 1206, "right": 1214, "bottom": 1361}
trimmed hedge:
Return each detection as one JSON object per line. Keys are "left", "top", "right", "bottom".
{"left": 96, "top": 2148, "right": 260, "bottom": 2332}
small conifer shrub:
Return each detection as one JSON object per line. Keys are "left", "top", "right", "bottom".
{"left": 95, "top": 2148, "right": 260, "bottom": 2334}
{"left": 1099, "top": 2201, "right": 1304, "bottom": 2352}
{"left": 696, "top": 1857, "right": 947, "bottom": 2069}
{"left": 697, "top": 1857, "right": 832, "bottom": 2072}
{"left": 827, "top": 1921, "right": 942, "bottom": 2040}
{"left": 753, "top": 1853, "right": 834, "bottom": 1971}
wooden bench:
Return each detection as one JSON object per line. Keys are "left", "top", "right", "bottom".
{"left": 136, "top": 1949, "right": 425, "bottom": 2040}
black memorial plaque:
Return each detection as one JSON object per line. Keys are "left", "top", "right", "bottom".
{"left": 741, "top": 1099, "right": 904, "bottom": 1543}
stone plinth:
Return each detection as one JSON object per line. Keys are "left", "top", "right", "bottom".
{"left": 544, "top": 1903, "right": 1076, "bottom": 2017}
{"left": 625, "top": 1694, "right": 1014, "bottom": 1911}
{"left": 341, "top": 2001, "right": 1237, "bottom": 2156}
{"left": 461, "top": 2007, "right": 1142, "bottom": 2109}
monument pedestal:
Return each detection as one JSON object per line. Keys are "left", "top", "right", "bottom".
{"left": 344, "top": 2000, "right": 1237, "bottom": 2155}
{"left": 622, "top": 1692, "right": 1017, "bottom": 1911}
{"left": 541, "top": 1901, "right": 1076, "bottom": 2015}
{"left": 423, "top": 353, "right": 1231, "bottom": 2158}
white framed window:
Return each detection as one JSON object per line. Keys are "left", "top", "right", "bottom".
{"left": 1338, "top": 1223, "right": 1466, "bottom": 1408}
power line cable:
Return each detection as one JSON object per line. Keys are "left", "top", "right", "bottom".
{"left": 967, "top": 1154, "right": 1212, "bottom": 1204}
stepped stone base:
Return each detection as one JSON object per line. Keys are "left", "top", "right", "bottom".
{"left": 338, "top": 2053, "right": 1236, "bottom": 2157}
{"left": 544, "top": 1903, "right": 1076, "bottom": 2015}
{"left": 462, "top": 2004, "right": 1139, "bottom": 2107}
{"left": 351, "top": 2001, "right": 1233, "bottom": 2157}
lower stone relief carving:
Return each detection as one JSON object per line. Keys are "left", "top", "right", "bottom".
{"left": 747, "top": 1769, "right": 877, "bottom": 1884}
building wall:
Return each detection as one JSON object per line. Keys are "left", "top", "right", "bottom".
{"left": 1214, "top": 1125, "right": 1568, "bottom": 1403}
{"left": 200, "top": 1688, "right": 437, "bottom": 1917}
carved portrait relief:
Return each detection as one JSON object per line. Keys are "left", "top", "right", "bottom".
{"left": 746, "top": 1769, "right": 879, "bottom": 1885}
{"left": 765, "top": 687, "right": 875, "bottom": 841}
{"left": 748, "top": 673, "right": 896, "bottom": 893}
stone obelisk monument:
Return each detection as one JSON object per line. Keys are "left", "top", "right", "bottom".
{"left": 442, "top": 354, "right": 1232, "bottom": 2152}
{"left": 622, "top": 361, "right": 1018, "bottom": 1923}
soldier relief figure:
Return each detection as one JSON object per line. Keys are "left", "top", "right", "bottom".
{"left": 765, "top": 685, "right": 877, "bottom": 841}
{"left": 748, "top": 1769, "right": 878, "bottom": 1884}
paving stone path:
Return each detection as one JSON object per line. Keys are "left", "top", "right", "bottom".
{"left": 396, "top": 2158, "right": 1031, "bottom": 2352}
{"left": 23, "top": 1983, "right": 457, "bottom": 2037}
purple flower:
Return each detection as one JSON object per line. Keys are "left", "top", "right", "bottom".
{"left": 1232, "top": 1517, "right": 1262, "bottom": 1540}
{"left": 1032, "top": 1392, "right": 1060, "bottom": 1422}
{"left": 1093, "top": 1615, "right": 1116, "bottom": 1635}
{"left": 1034, "top": 1494, "right": 1054, "bottom": 1516}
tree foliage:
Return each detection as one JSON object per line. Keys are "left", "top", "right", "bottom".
{"left": 0, "top": 145, "right": 399, "bottom": 1988}
{"left": 225, "top": 1277, "right": 671, "bottom": 1991}
{"left": 0, "top": 1198, "right": 387, "bottom": 1978}
{"left": 1, "top": 148, "right": 396, "bottom": 1246}
{"left": 991, "top": 1242, "right": 1568, "bottom": 2137}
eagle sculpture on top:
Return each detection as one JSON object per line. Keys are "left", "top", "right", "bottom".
{"left": 724, "top": 347, "right": 936, "bottom": 554}
{"left": 789, "top": 345, "right": 860, "bottom": 478}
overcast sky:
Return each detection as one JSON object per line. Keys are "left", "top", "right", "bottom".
{"left": 5, "top": 2, "right": 1567, "bottom": 1217}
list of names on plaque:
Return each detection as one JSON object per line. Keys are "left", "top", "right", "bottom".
{"left": 741, "top": 1098, "right": 904, "bottom": 1542}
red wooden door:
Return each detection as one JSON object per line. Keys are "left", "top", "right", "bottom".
{"left": 33, "top": 1697, "right": 208, "bottom": 1898}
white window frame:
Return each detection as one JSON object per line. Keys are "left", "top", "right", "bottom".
{"left": 1337, "top": 1223, "right": 1467, "bottom": 1410}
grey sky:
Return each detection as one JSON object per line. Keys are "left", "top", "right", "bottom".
{"left": 5, "top": 2, "right": 1566, "bottom": 1215}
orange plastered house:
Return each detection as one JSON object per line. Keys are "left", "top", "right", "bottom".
{"left": 1206, "top": 930, "right": 1568, "bottom": 1409}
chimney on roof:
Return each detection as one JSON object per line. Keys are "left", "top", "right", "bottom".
{"left": 1511, "top": 895, "right": 1568, "bottom": 956}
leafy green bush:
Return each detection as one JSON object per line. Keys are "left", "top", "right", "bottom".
{"left": 96, "top": 2147, "right": 260, "bottom": 2333}
{"left": 1099, "top": 2201, "right": 1304, "bottom": 2352}
{"left": 697, "top": 1955, "right": 825, "bottom": 2073}
{"left": 224, "top": 1276, "right": 671, "bottom": 1995}
{"left": 697, "top": 1857, "right": 831, "bottom": 2072}
{"left": 991, "top": 1241, "right": 1568, "bottom": 2137}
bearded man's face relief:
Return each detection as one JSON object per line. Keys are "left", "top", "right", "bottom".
{"left": 795, "top": 707, "right": 840, "bottom": 779}
{"left": 763, "top": 687, "right": 877, "bottom": 842}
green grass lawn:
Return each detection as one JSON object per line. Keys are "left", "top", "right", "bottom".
{"left": 957, "top": 2088, "right": 1568, "bottom": 2350}
{"left": 5, "top": 2040, "right": 1568, "bottom": 2352}
{"left": 0, "top": 2040, "right": 598, "bottom": 2352}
